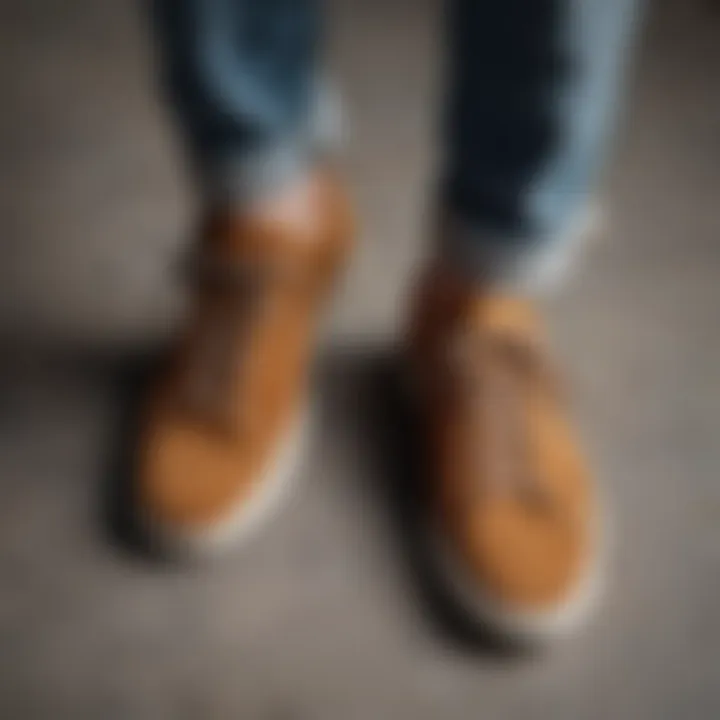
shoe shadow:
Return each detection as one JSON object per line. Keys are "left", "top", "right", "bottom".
{"left": 316, "top": 341, "right": 525, "bottom": 658}
{"left": 97, "top": 337, "right": 528, "bottom": 654}
{"left": 96, "top": 346, "right": 168, "bottom": 564}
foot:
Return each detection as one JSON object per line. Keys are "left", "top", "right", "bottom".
{"left": 407, "top": 265, "right": 603, "bottom": 644}
{"left": 137, "top": 169, "right": 354, "bottom": 556}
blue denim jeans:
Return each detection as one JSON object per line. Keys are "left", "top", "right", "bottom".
{"left": 152, "top": 0, "right": 640, "bottom": 287}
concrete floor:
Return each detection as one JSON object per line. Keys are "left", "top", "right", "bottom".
{"left": 1, "top": 0, "right": 719, "bottom": 717}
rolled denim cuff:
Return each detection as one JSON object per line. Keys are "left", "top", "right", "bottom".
{"left": 200, "top": 77, "right": 343, "bottom": 208}
{"left": 201, "top": 139, "right": 312, "bottom": 208}
{"left": 439, "top": 203, "right": 601, "bottom": 294}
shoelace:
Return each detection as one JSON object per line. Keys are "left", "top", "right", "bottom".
{"left": 448, "top": 328, "right": 561, "bottom": 512}
{"left": 177, "top": 254, "right": 288, "bottom": 433}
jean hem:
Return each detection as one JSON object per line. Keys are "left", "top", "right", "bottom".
{"left": 439, "top": 202, "right": 601, "bottom": 294}
{"left": 199, "top": 76, "right": 343, "bottom": 208}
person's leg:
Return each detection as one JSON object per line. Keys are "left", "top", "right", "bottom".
{"left": 443, "top": 0, "right": 641, "bottom": 289}
{"left": 408, "top": 0, "right": 641, "bottom": 644}
{"left": 139, "top": 0, "right": 353, "bottom": 556}
{"left": 151, "top": 0, "right": 336, "bottom": 204}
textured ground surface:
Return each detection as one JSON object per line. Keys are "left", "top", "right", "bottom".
{"left": 1, "top": 0, "right": 718, "bottom": 717}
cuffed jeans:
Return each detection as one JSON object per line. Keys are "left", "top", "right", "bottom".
{"left": 152, "top": 0, "right": 641, "bottom": 289}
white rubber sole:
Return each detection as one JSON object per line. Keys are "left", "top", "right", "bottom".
{"left": 427, "top": 503, "right": 608, "bottom": 645}
{"left": 404, "top": 364, "right": 608, "bottom": 645}
{"left": 145, "top": 410, "right": 308, "bottom": 560}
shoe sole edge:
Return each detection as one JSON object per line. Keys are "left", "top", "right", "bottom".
{"left": 143, "top": 408, "right": 309, "bottom": 560}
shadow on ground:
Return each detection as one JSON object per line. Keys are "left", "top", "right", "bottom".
{"left": 95, "top": 338, "right": 523, "bottom": 656}
{"left": 98, "top": 345, "right": 166, "bottom": 563}
{"left": 315, "top": 342, "right": 528, "bottom": 657}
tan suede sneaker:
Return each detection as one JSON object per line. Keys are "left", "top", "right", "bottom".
{"left": 137, "top": 169, "right": 353, "bottom": 556}
{"left": 407, "top": 265, "right": 603, "bottom": 643}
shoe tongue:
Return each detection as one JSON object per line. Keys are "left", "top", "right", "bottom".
{"left": 420, "top": 265, "right": 541, "bottom": 346}
{"left": 201, "top": 212, "right": 310, "bottom": 268}
{"left": 203, "top": 175, "right": 327, "bottom": 264}
{"left": 469, "top": 294, "right": 540, "bottom": 341}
